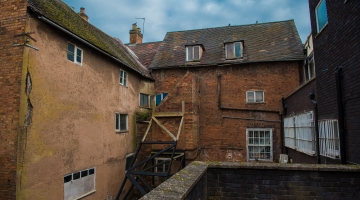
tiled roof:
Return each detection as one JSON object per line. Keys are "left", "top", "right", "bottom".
{"left": 27, "top": 0, "right": 151, "bottom": 78}
{"left": 127, "top": 42, "right": 162, "bottom": 68}
{"left": 150, "top": 20, "right": 304, "bottom": 69}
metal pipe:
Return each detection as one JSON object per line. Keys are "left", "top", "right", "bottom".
{"left": 335, "top": 66, "right": 346, "bottom": 164}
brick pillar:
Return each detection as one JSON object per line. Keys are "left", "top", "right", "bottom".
{"left": 0, "top": 0, "right": 28, "bottom": 199}
{"left": 129, "top": 23, "right": 143, "bottom": 44}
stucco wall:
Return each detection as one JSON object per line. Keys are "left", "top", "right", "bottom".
{"left": 16, "top": 16, "right": 153, "bottom": 199}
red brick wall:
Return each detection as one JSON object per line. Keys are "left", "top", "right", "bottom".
{"left": 0, "top": 0, "right": 28, "bottom": 198}
{"left": 151, "top": 61, "right": 301, "bottom": 162}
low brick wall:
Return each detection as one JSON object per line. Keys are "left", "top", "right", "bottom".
{"left": 140, "top": 162, "right": 360, "bottom": 199}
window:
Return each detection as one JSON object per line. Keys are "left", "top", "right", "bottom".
{"left": 67, "top": 43, "right": 83, "bottom": 65}
{"left": 315, "top": 0, "right": 328, "bottom": 33}
{"left": 319, "top": 119, "right": 340, "bottom": 159}
{"left": 225, "top": 42, "right": 243, "bottom": 59}
{"left": 115, "top": 113, "right": 128, "bottom": 131}
{"left": 284, "top": 112, "right": 316, "bottom": 155}
{"left": 64, "top": 168, "right": 95, "bottom": 200}
{"left": 120, "top": 70, "right": 127, "bottom": 86}
{"left": 126, "top": 153, "right": 135, "bottom": 171}
{"left": 304, "top": 56, "right": 315, "bottom": 81}
{"left": 155, "top": 93, "right": 168, "bottom": 106}
{"left": 186, "top": 46, "right": 203, "bottom": 61}
{"left": 155, "top": 158, "right": 170, "bottom": 173}
{"left": 140, "top": 93, "right": 150, "bottom": 107}
{"left": 246, "top": 91, "right": 264, "bottom": 103}
{"left": 247, "top": 129, "right": 272, "bottom": 161}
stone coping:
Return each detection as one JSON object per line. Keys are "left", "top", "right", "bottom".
{"left": 140, "top": 161, "right": 360, "bottom": 199}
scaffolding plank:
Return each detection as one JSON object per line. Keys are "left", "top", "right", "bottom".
{"left": 152, "top": 117, "right": 177, "bottom": 141}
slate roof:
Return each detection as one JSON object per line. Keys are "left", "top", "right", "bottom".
{"left": 27, "top": 0, "right": 151, "bottom": 78}
{"left": 127, "top": 42, "right": 162, "bottom": 68}
{"left": 149, "top": 20, "right": 304, "bottom": 69}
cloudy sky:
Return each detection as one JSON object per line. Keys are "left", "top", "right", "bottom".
{"left": 62, "top": 0, "right": 311, "bottom": 44}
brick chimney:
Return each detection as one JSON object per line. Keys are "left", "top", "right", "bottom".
{"left": 129, "top": 23, "right": 143, "bottom": 44}
{"left": 78, "top": 7, "right": 89, "bottom": 22}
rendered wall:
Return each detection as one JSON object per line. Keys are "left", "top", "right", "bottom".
{"left": 16, "top": 16, "right": 153, "bottom": 200}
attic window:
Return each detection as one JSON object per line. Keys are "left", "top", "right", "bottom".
{"left": 186, "top": 46, "right": 203, "bottom": 61}
{"left": 67, "top": 43, "right": 83, "bottom": 65}
{"left": 225, "top": 42, "right": 243, "bottom": 59}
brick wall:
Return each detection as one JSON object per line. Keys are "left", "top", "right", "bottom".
{"left": 309, "top": 0, "right": 360, "bottom": 164}
{"left": 0, "top": 0, "right": 28, "bottom": 199}
{"left": 151, "top": 61, "right": 301, "bottom": 162}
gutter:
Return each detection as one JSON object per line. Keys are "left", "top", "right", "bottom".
{"left": 37, "top": 16, "right": 151, "bottom": 79}
{"left": 335, "top": 66, "right": 346, "bottom": 164}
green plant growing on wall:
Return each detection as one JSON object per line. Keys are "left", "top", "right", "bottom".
{"left": 135, "top": 110, "right": 151, "bottom": 121}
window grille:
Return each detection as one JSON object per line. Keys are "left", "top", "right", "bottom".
{"left": 319, "top": 119, "right": 340, "bottom": 159}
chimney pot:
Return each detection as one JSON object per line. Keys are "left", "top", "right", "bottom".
{"left": 78, "top": 7, "right": 89, "bottom": 22}
{"left": 129, "top": 23, "right": 143, "bottom": 44}
{"left": 80, "top": 7, "right": 85, "bottom": 13}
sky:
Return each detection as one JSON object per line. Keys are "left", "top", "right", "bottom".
{"left": 62, "top": 0, "right": 311, "bottom": 44}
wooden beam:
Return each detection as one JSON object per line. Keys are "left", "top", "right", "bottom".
{"left": 153, "top": 112, "right": 183, "bottom": 117}
{"left": 141, "top": 119, "right": 152, "bottom": 142}
{"left": 177, "top": 116, "right": 184, "bottom": 140}
{"left": 152, "top": 117, "right": 177, "bottom": 141}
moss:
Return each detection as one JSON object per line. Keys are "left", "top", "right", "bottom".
{"left": 135, "top": 110, "right": 151, "bottom": 121}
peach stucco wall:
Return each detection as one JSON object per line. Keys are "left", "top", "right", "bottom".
{"left": 16, "top": 16, "right": 153, "bottom": 199}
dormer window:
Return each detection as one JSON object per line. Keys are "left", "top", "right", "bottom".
{"left": 186, "top": 45, "right": 203, "bottom": 61}
{"left": 225, "top": 42, "right": 243, "bottom": 59}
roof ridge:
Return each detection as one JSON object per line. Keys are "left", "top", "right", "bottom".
{"left": 166, "top": 19, "right": 295, "bottom": 34}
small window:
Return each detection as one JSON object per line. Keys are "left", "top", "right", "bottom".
{"left": 140, "top": 93, "right": 150, "bottom": 107}
{"left": 315, "top": 0, "right": 328, "bottom": 33}
{"left": 115, "top": 113, "right": 128, "bottom": 131}
{"left": 225, "top": 42, "right": 242, "bottom": 59}
{"left": 64, "top": 168, "right": 96, "bottom": 200}
{"left": 67, "top": 43, "right": 83, "bottom": 65}
{"left": 247, "top": 129, "right": 272, "bottom": 161}
{"left": 246, "top": 91, "right": 264, "bottom": 103}
{"left": 186, "top": 46, "right": 202, "bottom": 61}
{"left": 120, "top": 70, "right": 127, "bottom": 86}
{"left": 155, "top": 158, "right": 170, "bottom": 173}
{"left": 304, "top": 57, "right": 315, "bottom": 81}
{"left": 156, "top": 93, "right": 168, "bottom": 106}
{"left": 126, "top": 153, "right": 135, "bottom": 171}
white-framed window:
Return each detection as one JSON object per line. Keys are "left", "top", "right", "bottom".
{"left": 125, "top": 153, "right": 135, "bottom": 171}
{"left": 304, "top": 56, "right": 315, "bottom": 81}
{"left": 155, "top": 93, "right": 168, "bottom": 106}
{"left": 155, "top": 157, "right": 170, "bottom": 173}
{"left": 115, "top": 113, "right": 128, "bottom": 131}
{"left": 140, "top": 93, "right": 150, "bottom": 107}
{"left": 246, "top": 91, "right": 264, "bottom": 103}
{"left": 186, "top": 45, "right": 203, "bottom": 61}
{"left": 120, "top": 70, "right": 127, "bottom": 86}
{"left": 315, "top": 0, "right": 328, "bottom": 33}
{"left": 284, "top": 112, "right": 316, "bottom": 155}
{"left": 247, "top": 129, "right": 272, "bottom": 161}
{"left": 319, "top": 119, "right": 340, "bottom": 159}
{"left": 64, "top": 168, "right": 95, "bottom": 200}
{"left": 225, "top": 42, "right": 243, "bottom": 59}
{"left": 67, "top": 43, "right": 83, "bottom": 65}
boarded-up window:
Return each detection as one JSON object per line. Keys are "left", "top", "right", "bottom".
{"left": 64, "top": 168, "right": 95, "bottom": 200}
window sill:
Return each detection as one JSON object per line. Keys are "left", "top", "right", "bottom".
{"left": 116, "top": 130, "right": 129, "bottom": 134}
{"left": 226, "top": 57, "right": 243, "bottom": 60}
{"left": 315, "top": 23, "right": 328, "bottom": 38}
{"left": 246, "top": 102, "right": 266, "bottom": 104}
{"left": 68, "top": 60, "right": 83, "bottom": 66}
{"left": 139, "top": 106, "right": 151, "bottom": 109}
{"left": 186, "top": 60, "right": 201, "bottom": 62}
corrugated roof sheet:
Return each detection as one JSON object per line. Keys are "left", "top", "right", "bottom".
{"left": 150, "top": 20, "right": 304, "bottom": 69}
{"left": 27, "top": 0, "right": 151, "bottom": 78}
{"left": 127, "top": 42, "right": 162, "bottom": 68}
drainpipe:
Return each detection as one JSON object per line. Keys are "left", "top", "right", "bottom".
{"left": 335, "top": 66, "right": 346, "bottom": 164}
{"left": 309, "top": 92, "right": 320, "bottom": 164}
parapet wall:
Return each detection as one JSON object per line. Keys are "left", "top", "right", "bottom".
{"left": 141, "top": 162, "right": 360, "bottom": 199}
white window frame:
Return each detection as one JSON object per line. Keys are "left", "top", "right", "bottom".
{"left": 155, "top": 93, "right": 168, "bottom": 106}
{"left": 67, "top": 43, "right": 83, "bottom": 65}
{"left": 225, "top": 42, "right": 243, "bottom": 59}
{"left": 315, "top": 0, "right": 328, "bottom": 33}
{"left": 64, "top": 168, "right": 96, "bottom": 200}
{"left": 139, "top": 93, "right": 150, "bottom": 107}
{"left": 155, "top": 157, "right": 170, "bottom": 173}
{"left": 246, "top": 128, "right": 272, "bottom": 161}
{"left": 284, "top": 112, "right": 316, "bottom": 155}
{"left": 115, "top": 113, "right": 128, "bottom": 132}
{"left": 304, "top": 56, "right": 315, "bottom": 81}
{"left": 186, "top": 45, "right": 202, "bottom": 61}
{"left": 319, "top": 119, "right": 340, "bottom": 159}
{"left": 120, "top": 70, "right": 127, "bottom": 86}
{"left": 246, "top": 91, "right": 264, "bottom": 103}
